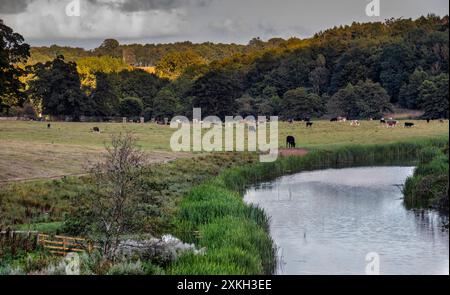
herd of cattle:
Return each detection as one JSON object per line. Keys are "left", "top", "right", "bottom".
{"left": 284, "top": 117, "right": 447, "bottom": 149}
{"left": 44, "top": 117, "right": 447, "bottom": 149}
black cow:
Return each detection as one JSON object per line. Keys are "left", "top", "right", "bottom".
{"left": 47, "top": 123, "right": 51, "bottom": 129}
{"left": 426, "top": 119, "right": 431, "bottom": 123}
{"left": 306, "top": 122, "right": 313, "bottom": 128}
{"left": 380, "top": 119, "right": 386, "bottom": 124}
{"left": 286, "top": 136, "right": 296, "bottom": 149}
{"left": 92, "top": 127, "right": 100, "bottom": 133}
{"left": 330, "top": 118, "right": 338, "bottom": 122}
{"left": 404, "top": 122, "right": 415, "bottom": 128}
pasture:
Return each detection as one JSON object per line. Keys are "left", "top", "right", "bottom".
{"left": 0, "top": 119, "right": 448, "bottom": 182}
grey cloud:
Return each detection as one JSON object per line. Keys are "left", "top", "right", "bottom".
{"left": 87, "top": 0, "right": 213, "bottom": 12}
{"left": 0, "top": 0, "right": 33, "bottom": 14}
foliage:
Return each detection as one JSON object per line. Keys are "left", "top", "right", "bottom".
{"left": 281, "top": 87, "right": 325, "bottom": 119}
{"left": 404, "top": 143, "right": 449, "bottom": 212}
{"left": 28, "top": 55, "right": 88, "bottom": 119}
{"left": 419, "top": 74, "right": 449, "bottom": 119}
{"left": 327, "top": 80, "right": 392, "bottom": 119}
{"left": 156, "top": 51, "right": 206, "bottom": 80}
{"left": 118, "top": 97, "right": 143, "bottom": 117}
{"left": 0, "top": 20, "right": 30, "bottom": 113}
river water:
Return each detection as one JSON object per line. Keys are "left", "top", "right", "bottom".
{"left": 244, "top": 166, "right": 449, "bottom": 275}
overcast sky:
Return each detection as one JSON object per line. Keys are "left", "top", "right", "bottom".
{"left": 0, "top": 0, "right": 448, "bottom": 48}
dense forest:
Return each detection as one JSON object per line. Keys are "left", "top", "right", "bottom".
{"left": 1, "top": 15, "right": 449, "bottom": 121}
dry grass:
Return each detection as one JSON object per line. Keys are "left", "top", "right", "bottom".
{"left": 0, "top": 120, "right": 448, "bottom": 181}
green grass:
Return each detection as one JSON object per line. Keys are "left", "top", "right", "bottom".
{"left": 403, "top": 143, "right": 449, "bottom": 211}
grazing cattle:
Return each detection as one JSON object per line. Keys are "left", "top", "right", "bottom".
{"left": 47, "top": 123, "right": 51, "bottom": 129}
{"left": 337, "top": 117, "right": 347, "bottom": 122}
{"left": 286, "top": 136, "right": 296, "bottom": 149}
{"left": 306, "top": 122, "right": 313, "bottom": 128}
{"left": 404, "top": 122, "right": 415, "bottom": 128}
{"left": 330, "top": 117, "right": 338, "bottom": 122}
{"left": 92, "top": 127, "right": 100, "bottom": 133}
{"left": 350, "top": 120, "right": 360, "bottom": 127}
{"left": 387, "top": 121, "right": 397, "bottom": 128}
{"left": 427, "top": 119, "right": 431, "bottom": 123}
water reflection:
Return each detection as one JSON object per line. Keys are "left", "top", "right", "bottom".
{"left": 244, "top": 167, "right": 449, "bottom": 275}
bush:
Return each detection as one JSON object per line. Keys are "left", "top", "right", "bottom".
{"left": 106, "top": 260, "right": 146, "bottom": 275}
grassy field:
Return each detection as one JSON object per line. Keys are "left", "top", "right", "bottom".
{"left": 0, "top": 120, "right": 448, "bottom": 181}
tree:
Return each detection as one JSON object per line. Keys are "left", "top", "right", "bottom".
{"left": 119, "top": 97, "right": 143, "bottom": 117}
{"left": 398, "top": 68, "right": 429, "bottom": 109}
{"left": 152, "top": 87, "right": 179, "bottom": 120}
{"left": 0, "top": 20, "right": 30, "bottom": 113}
{"left": 88, "top": 134, "right": 146, "bottom": 260}
{"left": 28, "top": 55, "right": 88, "bottom": 119}
{"left": 379, "top": 42, "right": 416, "bottom": 102}
{"left": 95, "top": 39, "right": 122, "bottom": 58}
{"left": 76, "top": 56, "right": 130, "bottom": 90}
{"left": 190, "top": 68, "right": 244, "bottom": 119}
{"left": 328, "top": 80, "right": 392, "bottom": 119}
{"left": 115, "top": 70, "right": 168, "bottom": 109}
{"left": 156, "top": 51, "right": 206, "bottom": 80}
{"left": 281, "top": 88, "right": 325, "bottom": 120}
{"left": 419, "top": 74, "right": 449, "bottom": 119}
{"left": 237, "top": 94, "right": 256, "bottom": 117}
{"left": 89, "top": 72, "right": 120, "bottom": 116}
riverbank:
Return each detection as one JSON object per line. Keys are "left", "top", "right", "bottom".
{"left": 168, "top": 137, "right": 449, "bottom": 274}
{"left": 404, "top": 143, "right": 449, "bottom": 213}
{"left": 1, "top": 136, "right": 448, "bottom": 274}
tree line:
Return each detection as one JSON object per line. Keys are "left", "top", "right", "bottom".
{"left": 1, "top": 15, "right": 448, "bottom": 121}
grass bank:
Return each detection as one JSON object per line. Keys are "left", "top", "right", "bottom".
{"left": 403, "top": 143, "right": 449, "bottom": 212}
{"left": 168, "top": 136, "right": 448, "bottom": 275}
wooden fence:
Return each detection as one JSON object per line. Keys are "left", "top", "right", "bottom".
{"left": 37, "top": 234, "right": 97, "bottom": 256}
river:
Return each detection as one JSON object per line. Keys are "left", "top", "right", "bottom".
{"left": 244, "top": 166, "right": 449, "bottom": 275}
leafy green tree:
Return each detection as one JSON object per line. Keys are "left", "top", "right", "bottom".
{"left": 119, "top": 97, "right": 143, "bottom": 117}
{"left": 419, "top": 74, "right": 449, "bottom": 119}
{"left": 0, "top": 20, "right": 30, "bottom": 113}
{"left": 115, "top": 70, "right": 168, "bottom": 109}
{"left": 152, "top": 87, "right": 180, "bottom": 120}
{"left": 281, "top": 88, "right": 325, "bottom": 120}
{"left": 190, "top": 68, "right": 244, "bottom": 119}
{"left": 379, "top": 42, "right": 416, "bottom": 102}
{"left": 328, "top": 80, "right": 392, "bottom": 119}
{"left": 398, "top": 68, "right": 429, "bottom": 109}
{"left": 89, "top": 72, "right": 120, "bottom": 116}
{"left": 329, "top": 47, "right": 376, "bottom": 94}
{"left": 29, "top": 55, "right": 88, "bottom": 119}
{"left": 256, "top": 86, "right": 282, "bottom": 116}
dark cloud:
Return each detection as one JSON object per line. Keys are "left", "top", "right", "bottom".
{"left": 118, "top": 0, "right": 213, "bottom": 12}
{"left": 0, "top": 0, "right": 32, "bottom": 14}
{"left": 119, "top": 0, "right": 179, "bottom": 12}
